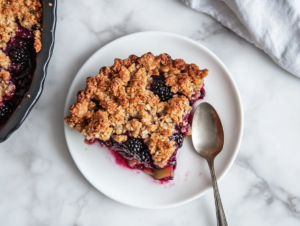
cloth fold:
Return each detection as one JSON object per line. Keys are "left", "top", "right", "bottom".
{"left": 182, "top": 0, "right": 300, "bottom": 78}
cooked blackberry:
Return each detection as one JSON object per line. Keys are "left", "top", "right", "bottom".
{"left": 0, "top": 105, "right": 11, "bottom": 117}
{"left": 111, "top": 138, "right": 122, "bottom": 148}
{"left": 9, "top": 48, "right": 29, "bottom": 63}
{"left": 102, "top": 138, "right": 123, "bottom": 149}
{"left": 136, "top": 149, "right": 151, "bottom": 163}
{"left": 124, "top": 138, "right": 151, "bottom": 163}
{"left": 170, "top": 133, "right": 184, "bottom": 148}
{"left": 152, "top": 79, "right": 174, "bottom": 102}
{"left": 200, "top": 89, "right": 205, "bottom": 98}
{"left": 124, "top": 138, "right": 144, "bottom": 154}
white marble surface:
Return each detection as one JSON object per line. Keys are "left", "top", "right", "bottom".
{"left": 1, "top": 0, "right": 300, "bottom": 225}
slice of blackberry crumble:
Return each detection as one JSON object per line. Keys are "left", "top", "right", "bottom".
{"left": 0, "top": 0, "right": 42, "bottom": 127}
{"left": 65, "top": 53, "right": 208, "bottom": 180}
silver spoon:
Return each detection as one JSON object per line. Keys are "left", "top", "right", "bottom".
{"left": 192, "top": 102, "right": 227, "bottom": 226}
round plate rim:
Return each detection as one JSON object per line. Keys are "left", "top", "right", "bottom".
{"left": 63, "top": 31, "right": 244, "bottom": 209}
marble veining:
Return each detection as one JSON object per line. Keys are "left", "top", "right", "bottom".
{"left": 1, "top": 0, "right": 300, "bottom": 225}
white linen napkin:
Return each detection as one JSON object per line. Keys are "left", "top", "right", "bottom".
{"left": 181, "top": 0, "right": 300, "bottom": 78}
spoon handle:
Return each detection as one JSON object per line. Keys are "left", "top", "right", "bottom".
{"left": 207, "top": 160, "right": 228, "bottom": 226}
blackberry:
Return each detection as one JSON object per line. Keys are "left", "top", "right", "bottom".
{"left": 102, "top": 138, "right": 122, "bottom": 149}
{"left": 170, "top": 133, "right": 184, "bottom": 148}
{"left": 152, "top": 79, "right": 174, "bottom": 102}
{"left": 124, "top": 138, "right": 144, "bottom": 154}
{"left": 200, "top": 89, "right": 205, "bottom": 98}
{"left": 111, "top": 139, "right": 122, "bottom": 148}
{"left": 124, "top": 138, "right": 151, "bottom": 163}
{"left": 137, "top": 149, "right": 152, "bottom": 163}
{"left": 9, "top": 48, "right": 29, "bottom": 63}
{"left": 0, "top": 105, "right": 12, "bottom": 117}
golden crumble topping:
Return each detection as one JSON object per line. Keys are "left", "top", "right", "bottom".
{"left": 0, "top": 0, "right": 42, "bottom": 102}
{"left": 0, "top": 70, "right": 15, "bottom": 103}
{"left": 65, "top": 53, "right": 208, "bottom": 167}
{"left": 0, "top": 0, "right": 42, "bottom": 51}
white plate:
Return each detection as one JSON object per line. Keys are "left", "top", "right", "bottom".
{"left": 64, "top": 31, "right": 243, "bottom": 209}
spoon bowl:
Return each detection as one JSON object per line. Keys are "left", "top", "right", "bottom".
{"left": 192, "top": 102, "right": 224, "bottom": 161}
{"left": 192, "top": 102, "right": 228, "bottom": 226}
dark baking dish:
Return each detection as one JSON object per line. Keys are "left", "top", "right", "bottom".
{"left": 0, "top": 0, "right": 57, "bottom": 142}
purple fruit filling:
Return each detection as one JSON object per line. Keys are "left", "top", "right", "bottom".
{"left": 83, "top": 76, "right": 206, "bottom": 181}
{"left": 150, "top": 74, "right": 205, "bottom": 105}
{"left": 170, "top": 133, "right": 184, "bottom": 148}
{"left": 85, "top": 131, "right": 187, "bottom": 181}
{"left": 189, "top": 86, "right": 205, "bottom": 105}
{"left": 151, "top": 76, "right": 174, "bottom": 102}
{"left": 0, "top": 24, "right": 37, "bottom": 126}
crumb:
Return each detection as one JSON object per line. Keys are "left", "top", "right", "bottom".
{"left": 27, "top": 95, "right": 31, "bottom": 98}
{"left": 49, "top": 3, "right": 53, "bottom": 6}
{"left": 0, "top": 70, "right": 15, "bottom": 102}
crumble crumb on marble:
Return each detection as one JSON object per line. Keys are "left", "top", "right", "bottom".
{"left": 65, "top": 53, "right": 208, "bottom": 167}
